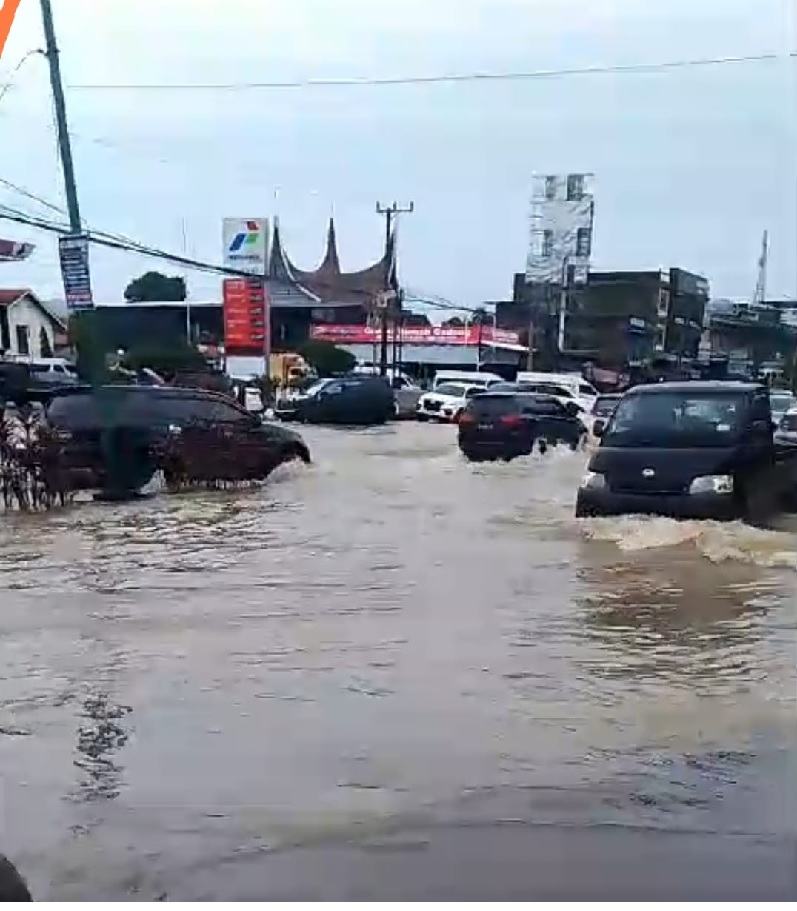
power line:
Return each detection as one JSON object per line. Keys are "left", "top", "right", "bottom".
{"left": 0, "top": 48, "right": 44, "bottom": 105}
{"left": 0, "top": 203, "right": 257, "bottom": 279}
{"left": 63, "top": 51, "right": 797, "bottom": 92}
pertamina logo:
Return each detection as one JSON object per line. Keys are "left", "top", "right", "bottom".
{"left": 0, "top": 0, "right": 23, "bottom": 60}
{"left": 228, "top": 220, "right": 262, "bottom": 257}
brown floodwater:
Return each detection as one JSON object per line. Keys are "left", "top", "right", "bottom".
{"left": 0, "top": 423, "right": 795, "bottom": 900}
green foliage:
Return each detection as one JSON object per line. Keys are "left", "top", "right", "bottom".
{"left": 124, "top": 271, "right": 187, "bottom": 303}
{"left": 70, "top": 311, "right": 108, "bottom": 384}
{"left": 121, "top": 344, "right": 208, "bottom": 378}
{"left": 297, "top": 339, "right": 356, "bottom": 377}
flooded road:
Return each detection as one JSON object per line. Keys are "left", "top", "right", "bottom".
{"left": 1, "top": 423, "right": 795, "bottom": 899}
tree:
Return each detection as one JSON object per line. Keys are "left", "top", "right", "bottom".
{"left": 124, "top": 271, "right": 187, "bottom": 303}
{"left": 39, "top": 326, "right": 54, "bottom": 358}
{"left": 297, "top": 339, "right": 356, "bottom": 377}
{"left": 442, "top": 316, "right": 465, "bottom": 328}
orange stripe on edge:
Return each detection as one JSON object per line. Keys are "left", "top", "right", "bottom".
{"left": 0, "top": 0, "right": 24, "bottom": 60}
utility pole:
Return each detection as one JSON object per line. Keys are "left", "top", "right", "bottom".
{"left": 39, "top": 0, "right": 81, "bottom": 232}
{"left": 376, "top": 202, "right": 413, "bottom": 376}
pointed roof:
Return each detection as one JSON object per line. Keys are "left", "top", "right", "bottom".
{"left": 268, "top": 217, "right": 396, "bottom": 307}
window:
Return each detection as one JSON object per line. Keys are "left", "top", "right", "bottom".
{"left": 541, "top": 230, "right": 555, "bottom": 257}
{"left": 15, "top": 325, "right": 30, "bottom": 356}
{"left": 434, "top": 383, "right": 467, "bottom": 397}
{"left": 566, "top": 174, "right": 585, "bottom": 201}
{"left": 206, "top": 399, "right": 251, "bottom": 423}
{"left": 466, "top": 395, "right": 518, "bottom": 419}
{"left": 575, "top": 227, "right": 591, "bottom": 258}
{"left": 544, "top": 176, "right": 557, "bottom": 200}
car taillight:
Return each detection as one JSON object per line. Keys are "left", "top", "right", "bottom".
{"left": 499, "top": 414, "right": 523, "bottom": 427}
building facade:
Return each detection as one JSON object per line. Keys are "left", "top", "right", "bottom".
{"left": 0, "top": 290, "right": 67, "bottom": 359}
{"left": 496, "top": 267, "right": 709, "bottom": 369}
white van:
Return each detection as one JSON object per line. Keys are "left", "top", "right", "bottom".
{"left": 516, "top": 371, "right": 598, "bottom": 411}
{"left": 432, "top": 370, "right": 503, "bottom": 391}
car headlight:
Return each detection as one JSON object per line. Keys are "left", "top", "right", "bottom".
{"left": 580, "top": 470, "right": 606, "bottom": 490}
{"left": 689, "top": 474, "right": 733, "bottom": 495}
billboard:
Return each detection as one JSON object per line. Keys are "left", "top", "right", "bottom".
{"left": 525, "top": 173, "right": 595, "bottom": 286}
{"left": 310, "top": 324, "right": 521, "bottom": 347}
{"left": 222, "top": 218, "right": 269, "bottom": 274}
{"left": 223, "top": 277, "right": 269, "bottom": 355}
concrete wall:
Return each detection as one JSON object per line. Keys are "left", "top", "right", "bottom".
{"left": 4, "top": 296, "right": 57, "bottom": 358}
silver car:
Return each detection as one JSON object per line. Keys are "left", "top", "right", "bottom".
{"left": 774, "top": 408, "right": 797, "bottom": 446}
{"left": 769, "top": 390, "right": 796, "bottom": 425}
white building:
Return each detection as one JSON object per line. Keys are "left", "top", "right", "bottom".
{"left": 0, "top": 289, "right": 68, "bottom": 359}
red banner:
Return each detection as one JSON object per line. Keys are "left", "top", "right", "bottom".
{"left": 310, "top": 324, "right": 521, "bottom": 347}
{"left": 223, "top": 277, "right": 269, "bottom": 354}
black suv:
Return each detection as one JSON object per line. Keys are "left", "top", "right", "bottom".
{"left": 46, "top": 384, "right": 310, "bottom": 497}
{"left": 458, "top": 392, "right": 587, "bottom": 461}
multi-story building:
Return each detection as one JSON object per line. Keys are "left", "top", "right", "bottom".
{"left": 496, "top": 267, "right": 709, "bottom": 369}
{"left": 706, "top": 299, "right": 797, "bottom": 378}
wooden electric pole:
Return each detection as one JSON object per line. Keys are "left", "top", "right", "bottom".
{"left": 375, "top": 202, "right": 413, "bottom": 376}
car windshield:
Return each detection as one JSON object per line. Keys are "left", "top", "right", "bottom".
{"left": 604, "top": 390, "right": 749, "bottom": 446}
{"left": 770, "top": 393, "right": 794, "bottom": 413}
{"left": 303, "top": 379, "right": 333, "bottom": 396}
{"left": 434, "top": 383, "right": 467, "bottom": 397}
{"left": 593, "top": 395, "right": 620, "bottom": 415}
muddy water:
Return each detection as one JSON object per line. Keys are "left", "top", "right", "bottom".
{"left": 0, "top": 423, "right": 795, "bottom": 900}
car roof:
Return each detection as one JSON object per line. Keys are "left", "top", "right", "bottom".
{"left": 628, "top": 381, "right": 764, "bottom": 395}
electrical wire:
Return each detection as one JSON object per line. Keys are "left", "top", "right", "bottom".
{"left": 0, "top": 203, "right": 256, "bottom": 279}
{"left": 65, "top": 51, "right": 797, "bottom": 92}
{"left": 0, "top": 48, "right": 44, "bottom": 106}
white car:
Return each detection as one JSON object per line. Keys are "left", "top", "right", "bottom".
{"left": 515, "top": 380, "right": 589, "bottom": 416}
{"left": 416, "top": 382, "right": 483, "bottom": 422}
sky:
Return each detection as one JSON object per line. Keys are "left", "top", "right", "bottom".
{"left": 0, "top": 0, "right": 795, "bottom": 313}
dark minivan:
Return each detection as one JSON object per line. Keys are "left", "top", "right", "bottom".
{"left": 458, "top": 392, "right": 587, "bottom": 462}
{"left": 275, "top": 375, "right": 395, "bottom": 425}
{"left": 46, "top": 385, "right": 310, "bottom": 497}
{"left": 575, "top": 381, "right": 797, "bottom": 522}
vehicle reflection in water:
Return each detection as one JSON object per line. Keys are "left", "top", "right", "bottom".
{"left": 73, "top": 690, "right": 132, "bottom": 805}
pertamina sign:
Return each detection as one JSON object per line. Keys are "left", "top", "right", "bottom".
{"left": 222, "top": 218, "right": 269, "bottom": 274}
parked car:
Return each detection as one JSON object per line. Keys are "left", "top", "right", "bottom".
{"left": 774, "top": 407, "right": 797, "bottom": 445}
{"left": 349, "top": 369, "right": 423, "bottom": 419}
{"left": 769, "top": 389, "right": 796, "bottom": 424}
{"left": 588, "top": 393, "right": 623, "bottom": 436}
{"left": 274, "top": 375, "right": 395, "bottom": 425}
{"left": 458, "top": 392, "right": 587, "bottom": 461}
{"left": 416, "top": 382, "right": 485, "bottom": 422}
{"left": 512, "top": 379, "right": 589, "bottom": 417}
{"left": 0, "top": 359, "right": 78, "bottom": 407}
{"left": 45, "top": 384, "right": 310, "bottom": 499}
{"left": 576, "top": 381, "right": 797, "bottom": 522}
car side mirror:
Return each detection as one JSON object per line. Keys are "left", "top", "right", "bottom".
{"left": 564, "top": 401, "right": 581, "bottom": 418}
{"left": 593, "top": 419, "right": 606, "bottom": 438}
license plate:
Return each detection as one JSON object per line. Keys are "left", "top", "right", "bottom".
{"left": 478, "top": 423, "right": 492, "bottom": 430}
